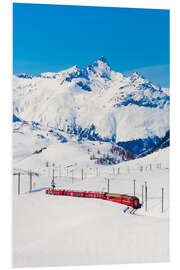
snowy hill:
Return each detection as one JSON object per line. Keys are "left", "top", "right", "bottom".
{"left": 13, "top": 119, "right": 136, "bottom": 168}
{"left": 13, "top": 57, "right": 169, "bottom": 154}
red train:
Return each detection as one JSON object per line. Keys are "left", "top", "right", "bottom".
{"left": 46, "top": 189, "right": 141, "bottom": 209}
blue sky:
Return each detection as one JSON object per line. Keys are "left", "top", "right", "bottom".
{"left": 13, "top": 3, "right": 169, "bottom": 87}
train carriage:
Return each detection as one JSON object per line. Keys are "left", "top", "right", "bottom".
{"left": 46, "top": 189, "right": 64, "bottom": 196}
{"left": 106, "top": 193, "right": 140, "bottom": 209}
{"left": 71, "top": 191, "right": 85, "bottom": 197}
{"left": 63, "top": 190, "right": 73, "bottom": 196}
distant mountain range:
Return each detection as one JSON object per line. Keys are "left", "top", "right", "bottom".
{"left": 13, "top": 56, "right": 169, "bottom": 155}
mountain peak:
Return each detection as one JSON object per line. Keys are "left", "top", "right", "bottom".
{"left": 98, "top": 56, "right": 108, "bottom": 64}
{"left": 131, "top": 71, "right": 141, "bottom": 78}
{"left": 129, "top": 71, "right": 147, "bottom": 83}
{"left": 86, "top": 56, "right": 111, "bottom": 79}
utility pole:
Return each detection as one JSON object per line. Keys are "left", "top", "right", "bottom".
{"left": 18, "top": 172, "right": 20, "bottom": 195}
{"left": 133, "top": 179, "right": 136, "bottom": 196}
{"left": 29, "top": 171, "right": 32, "bottom": 193}
{"left": 145, "top": 181, "right": 147, "bottom": 212}
{"left": 82, "top": 168, "right": 83, "bottom": 180}
{"left": 162, "top": 187, "right": 164, "bottom": 213}
{"left": 142, "top": 184, "right": 144, "bottom": 206}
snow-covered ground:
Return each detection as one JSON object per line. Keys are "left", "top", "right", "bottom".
{"left": 13, "top": 142, "right": 169, "bottom": 267}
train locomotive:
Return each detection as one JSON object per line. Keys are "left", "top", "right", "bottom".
{"left": 46, "top": 189, "right": 141, "bottom": 209}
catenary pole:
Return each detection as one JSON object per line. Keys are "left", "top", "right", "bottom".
{"left": 133, "top": 179, "right": 136, "bottom": 196}
{"left": 142, "top": 184, "right": 144, "bottom": 206}
{"left": 145, "top": 181, "right": 147, "bottom": 212}
{"left": 18, "top": 172, "right": 20, "bottom": 195}
{"left": 162, "top": 187, "right": 164, "bottom": 213}
{"left": 29, "top": 171, "right": 32, "bottom": 193}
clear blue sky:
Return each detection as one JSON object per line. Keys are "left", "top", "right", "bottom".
{"left": 13, "top": 3, "right": 170, "bottom": 87}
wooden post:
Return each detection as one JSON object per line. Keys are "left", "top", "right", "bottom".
{"left": 162, "top": 188, "right": 164, "bottom": 213}
{"left": 18, "top": 172, "right": 20, "bottom": 195}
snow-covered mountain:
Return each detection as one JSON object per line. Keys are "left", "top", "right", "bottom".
{"left": 13, "top": 57, "right": 169, "bottom": 155}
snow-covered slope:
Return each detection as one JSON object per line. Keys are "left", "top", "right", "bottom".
{"left": 13, "top": 57, "right": 169, "bottom": 154}
{"left": 13, "top": 119, "right": 135, "bottom": 168}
